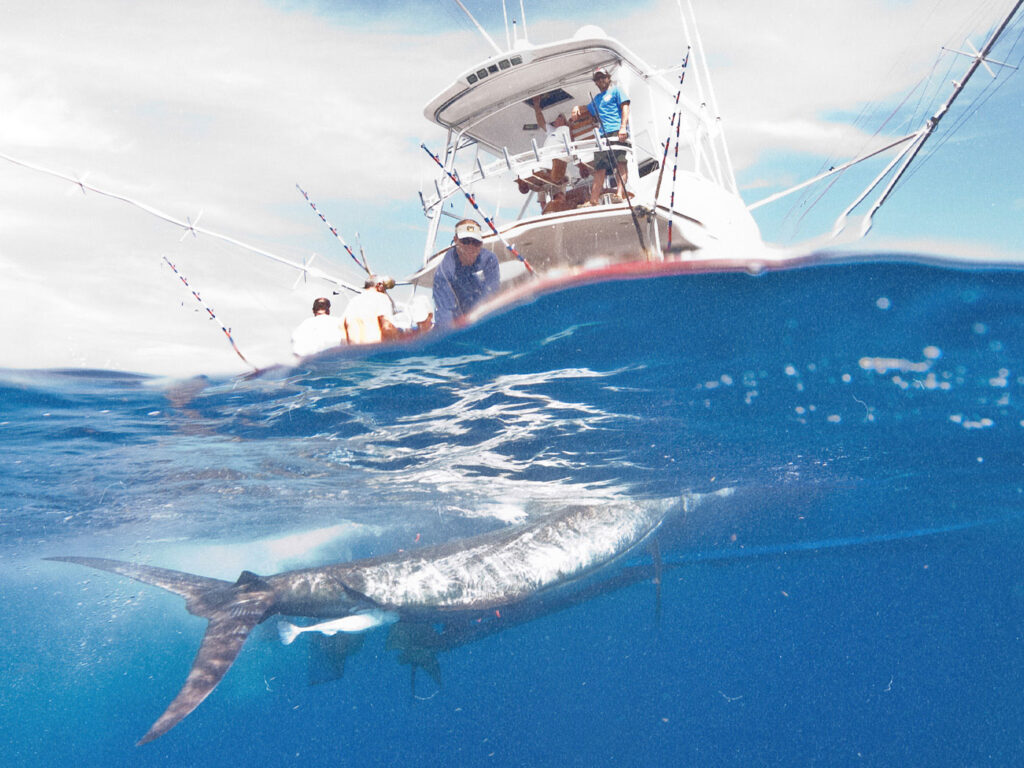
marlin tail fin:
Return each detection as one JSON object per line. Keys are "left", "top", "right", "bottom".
{"left": 46, "top": 556, "right": 275, "bottom": 745}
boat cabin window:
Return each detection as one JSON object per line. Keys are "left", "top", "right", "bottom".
{"left": 466, "top": 55, "right": 523, "bottom": 85}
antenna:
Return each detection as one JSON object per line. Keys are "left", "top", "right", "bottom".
{"left": 452, "top": 0, "right": 503, "bottom": 55}
{"left": 502, "top": 0, "right": 510, "bottom": 51}
{"left": 519, "top": 0, "right": 528, "bottom": 42}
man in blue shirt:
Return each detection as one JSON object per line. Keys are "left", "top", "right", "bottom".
{"left": 572, "top": 66, "right": 631, "bottom": 206}
{"left": 432, "top": 219, "right": 500, "bottom": 329}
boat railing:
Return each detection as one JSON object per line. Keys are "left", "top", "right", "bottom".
{"left": 419, "top": 131, "right": 636, "bottom": 215}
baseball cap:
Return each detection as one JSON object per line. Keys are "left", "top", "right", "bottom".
{"left": 455, "top": 220, "right": 484, "bottom": 242}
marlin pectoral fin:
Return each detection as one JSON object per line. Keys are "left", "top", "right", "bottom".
{"left": 409, "top": 654, "right": 443, "bottom": 700}
{"left": 307, "top": 633, "right": 366, "bottom": 686}
{"left": 415, "top": 651, "right": 443, "bottom": 690}
{"left": 137, "top": 616, "right": 258, "bottom": 745}
{"left": 386, "top": 622, "right": 444, "bottom": 693}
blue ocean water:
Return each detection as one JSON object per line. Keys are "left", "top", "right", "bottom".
{"left": 1, "top": 258, "right": 1022, "bottom": 766}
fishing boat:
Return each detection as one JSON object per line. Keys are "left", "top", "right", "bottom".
{"left": 407, "top": 1, "right": 1024, "bottom": 319}
{"left": 408, "top": 14, "right": 764, "bottom": 300}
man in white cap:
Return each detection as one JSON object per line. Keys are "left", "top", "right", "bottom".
{"left": 571, "top": 66, "right": 631, "bottom": 205}
{"left": 342, "top": 275, "right": 398, "bottom": 345}
{"left": 291, "top": 297, "right": 345, "bottom": 357}
{"left": 431, "top": 218, "right": 500, "bottom": 329}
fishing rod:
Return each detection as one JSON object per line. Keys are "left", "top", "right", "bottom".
{"left": 586, "top": 90, "right": 647, "bottom": 253}
{"left": 161, "top": 256, "right": 255, "bottom": 370}
{"left": 666, "top": 106, "right": 684, "bottom": 250}
{"left": 653, "top": 47, "right": 690, "bottom": 201}
{"left": 421, "top": 143, "right": 536, "bottom": 275}
{"left": 295, "top": 183, "right": 372, "bottom": 276}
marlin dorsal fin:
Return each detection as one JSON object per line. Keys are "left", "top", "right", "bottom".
{"left": 235, "top": 569, "right": 265, "bottom": 587}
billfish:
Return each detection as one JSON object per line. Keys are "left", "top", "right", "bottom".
{"left": 48, "top": 495, "right": 679, "bottom": 744}
{"left": 278, "top": 609, "right": 398, "bottom": 645}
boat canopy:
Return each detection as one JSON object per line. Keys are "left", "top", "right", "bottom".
{"left": 423, "top": 30, "right": 702, "bottom": 157}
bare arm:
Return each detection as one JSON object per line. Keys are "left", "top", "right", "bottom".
{"left": 532, "top": 96, "right": 547, "bottom": 132}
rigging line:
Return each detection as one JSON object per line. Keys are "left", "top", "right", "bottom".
{"left": 747, "top": 132, "right": 918, "bottom": 211}
{"left": 917, "top": 46, "right": 962, "bottom": 125}
{"left": 918, "top": 16, "right": 1024, "bottom": 144}
{"left": 0, "top": 150, "right": 362, "bottom": 294}
{"left": 790, "top": 166, "right": 851, "bottom": 236}
{"left": 897, "top": 48, "right": 1022, "bottom": 189}
{"left": 888, "top": 15, "right": 1024, "bottom": 193}
{"left": 786, "top": 16, "right": 955, "bottom": 225}
{"left": 783, "top": 78, "right": 927, "bottom": 233}
{"left": 851, "top": 0, "right": 1024, "bottom": 232}
{"left": 786, "top": 46, "right": 942, "bottom": 230}
{"left": 295, "top": 184, "right": 373, "bottom": 276}
{"left": 787, "top": 79, "right": 930, "bottom": 236}
{"left": 161, "top": 256, "right": 255, "bottom": 370}
{"left": 420, "top": 143, "right": 536, "bottom": 275}
{"left": 908, "top": 49, "right": 948, "bottom": 131}
{"left": 864, "top": 12, "right": 1015, "bottom": 204}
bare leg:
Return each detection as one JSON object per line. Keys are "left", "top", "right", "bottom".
{"left": 615, "top": 162, "right": 628, "bottom": 199}
{"left": 550, "top": 158, "right": 567, "bottom": 185}
{"left": 590, "top": 169, "right": 607, "bottom": 204}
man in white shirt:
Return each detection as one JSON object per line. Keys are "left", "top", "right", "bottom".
{"left": 343, "top": 276, "right": 398, "bottom": 345}
{"left": 291, "top": 297, "right": 344, "bottom": 357}
{"left": 532, "top": 96, "right": 570, "bottom": 185}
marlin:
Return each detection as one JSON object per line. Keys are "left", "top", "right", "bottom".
{"left": 48, "top": 495, "right": 679, "bottom": 744}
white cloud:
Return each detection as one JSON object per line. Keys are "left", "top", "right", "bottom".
{"left": 625, "top": 0, "right": 1017, "bottom": 166}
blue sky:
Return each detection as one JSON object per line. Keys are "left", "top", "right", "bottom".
{"left": 1, "top": 0, "right": 1022, "bottom": 374}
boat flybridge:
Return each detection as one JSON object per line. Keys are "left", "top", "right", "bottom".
{"left": 408, "top": 25, "right": 764, "bottom": 298}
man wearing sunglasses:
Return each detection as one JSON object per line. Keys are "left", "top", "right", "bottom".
{"left": 432, "top": 219, "right": 500, "bottom": 329}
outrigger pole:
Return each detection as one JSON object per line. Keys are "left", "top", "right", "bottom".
{"left": 0, "top": 150, "right": 362, "bottom": 294}
{"left": 833, "top": 0, "right": 1024, "bottom": 238}
{"left": 421, "top": 143, "right": 536, "bottom": 275}
{"left": 452, "top": 0, "right": 503, "bottom": 55}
